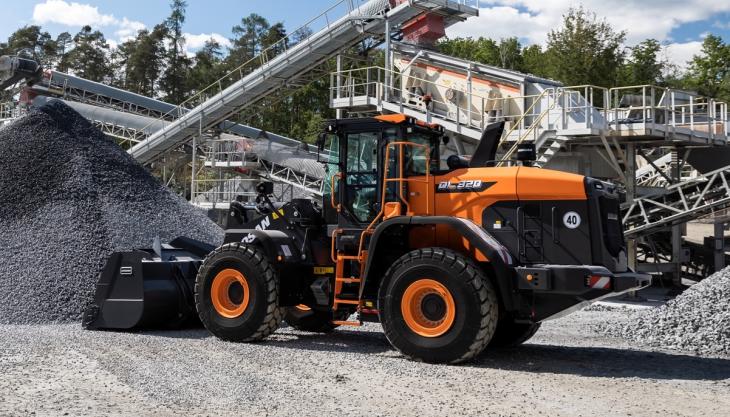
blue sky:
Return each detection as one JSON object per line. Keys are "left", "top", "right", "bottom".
{"left": 2, "top": 0, "right": 729, "bottom": 69}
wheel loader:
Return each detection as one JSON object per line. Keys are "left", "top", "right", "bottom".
{"left": 84, "top": 114, "right": 650, "bottom": 363}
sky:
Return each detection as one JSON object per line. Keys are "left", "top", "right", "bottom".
{"left": 1, "top": 0, "right": 729, "bottom": 70}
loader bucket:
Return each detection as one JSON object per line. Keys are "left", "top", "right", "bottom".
{"left": 83, "top": 237, "right": 214, "bottom": 330}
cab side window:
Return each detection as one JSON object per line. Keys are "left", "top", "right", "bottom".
{"left": 345, "top": 132, "right": 378, "bottom": 223}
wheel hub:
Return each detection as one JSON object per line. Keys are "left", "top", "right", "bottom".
{"left": 210, "top": 269, "right": 250, "bottom": 319}
{"left": 421, "top": 293, "right": 446, "bottom": 321}
{"left": 401, "top": 278, "right": 456, "bottom": 338}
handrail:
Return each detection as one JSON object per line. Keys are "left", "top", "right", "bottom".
{"left": 357, "top": 140, "right": 432, "bottom": 257}
{"left": 498, "top": 88, "right": 554, "bottom": 147}
{"left": 332, "top": 65, "right": 550, "bottom": 129}
{"left": 498, "top": 89, "right": 563, "bottom": 165}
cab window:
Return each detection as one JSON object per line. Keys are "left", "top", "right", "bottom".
{"left": 344, "top": 131, "right": 378, "bottom": 223}
{"left": 404, "top": 130, "right": 439, "bottom": 176}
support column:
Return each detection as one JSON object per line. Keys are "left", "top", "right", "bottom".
{"left": 191, "top": 135, "right": 197, "bottom": 203}
{"left": 670, "top": 148, "right": 683, "bottom": 286}
{"left": 384, "top": 18, "right": 391, "bottom": 102}
{"left": 715, "top": 221, "right": 726, "bottom": 272}
{"left": 625, "top": 143, "right": 638, "bottom": 297}
{"left": 336, "top": 54, "right": 343, "bottom": 119}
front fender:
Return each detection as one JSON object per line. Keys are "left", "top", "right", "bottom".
{"left": 224, "top": 229, "right": 300, "bottom": 263}
{"left": 361, "top": 216, "right": 518, "bottom": 310}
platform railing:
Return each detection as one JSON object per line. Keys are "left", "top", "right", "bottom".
{"left": 331, "top": 66, "right": 559, "bottom": 132}
{"left": 0, "top": 102, "right": 22, "bottom": 122}
{"left": 608, "top": 85, "right": 729, "bottom": 142}
{"left": 193, "top": 178, "right": 259, "bottom": 207}
{"left": 203, "top": 139, "right": 256, "bottom": 166}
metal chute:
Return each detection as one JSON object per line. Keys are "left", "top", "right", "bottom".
{"left": 0, "top": 55, "right": 42, "bottom": 91}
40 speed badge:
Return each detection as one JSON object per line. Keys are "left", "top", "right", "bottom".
{"left": 436, "top": 180, "right": 495, "bottom": 193}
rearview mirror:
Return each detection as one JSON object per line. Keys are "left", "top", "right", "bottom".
{"left": 317, "top": 132, "right": 340, "bottom": 165}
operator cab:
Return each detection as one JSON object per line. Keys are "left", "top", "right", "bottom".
{"left": 317, "top": 114, "right": 446, "bottom": 228}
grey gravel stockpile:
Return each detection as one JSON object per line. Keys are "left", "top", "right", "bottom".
{"left": 602, "top": 267, "right": 730, "bottom": 356}
{"left": 0, "top": 101, "right": 223, "bottom": 324}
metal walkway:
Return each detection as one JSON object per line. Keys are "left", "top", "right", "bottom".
{"left": 128, "top": 0, "right": 478, "bottom": 165}
{"left": 330, "top": 45, "right": 730, "bottom": 171}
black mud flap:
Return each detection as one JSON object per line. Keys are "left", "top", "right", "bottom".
{"left": 83, "top": 237, "right": 214, "bottom": 330}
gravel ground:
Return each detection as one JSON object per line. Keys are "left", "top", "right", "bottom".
{"left": 1, "top": 309, "right": 728, "bottom": 417}
{"left": 599, "top": 267, "right": 730, "bottom": 356}
{"left": 0, "top": 102, "right": 223, "bottom": 324}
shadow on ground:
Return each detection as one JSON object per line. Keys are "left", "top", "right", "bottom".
{"left": 473, "top": 344, "right": 730, "bottom": 381}
{"left": 128, "top": 325, "right": 730, "bottom": 381}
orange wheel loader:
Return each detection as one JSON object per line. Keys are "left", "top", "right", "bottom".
{"left": 84, "top": 115, "right": 650, "bottom": 364}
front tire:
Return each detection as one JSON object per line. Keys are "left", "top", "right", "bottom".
{"left": 194, "top": 243, "right": 283, "bottom": 342}
{"left": 378, "top": 248, "right": 499, "bottom": 364}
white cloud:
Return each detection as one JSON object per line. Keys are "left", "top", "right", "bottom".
{"left": 665, "top": 41, "right": 703, "bottom": 71}
{"left": 184, "top": 33, "right": 232, "bottom": 50}
{"left": 114, "top": 18, "right": 146, "bottom": 40}
{"left": 32, "top": 0, "right": 146, "bottom": 45}
{"left": 32, "top": 0, "right": 116, "bottom": 27}
{"left": 448, "top": 1, "right": 730, "bottom": 46}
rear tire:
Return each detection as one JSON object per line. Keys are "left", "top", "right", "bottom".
{"left": 284, "top": 305, "right": 339, "bottom": 333}
{"left": 378, "top": 248, "right": 499, "bottom": 364}
{"left": 488, "top": 319, "right": 541, "bottom": 347}
{"left": 194, "top": 243, "right": 283, "bottom": 342}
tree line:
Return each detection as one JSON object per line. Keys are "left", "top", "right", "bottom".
{"left": 1, "top": 3, "right": 729, "bottom": 141}
{"left": 438, "top": 7, "right": 730, "bottom": 104}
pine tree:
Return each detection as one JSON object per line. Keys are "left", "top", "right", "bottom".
{"left": 65, "top": 26, "right": 111, "bottom": 82}
{"left": 119, "top": 25, "right": 168, "bottom": 97}
{"left": 159, "top": 0, "right": 192, "bottom": 103}
{"left": 55, "top": 32, "right": 73, "bottom": 72}
{"left": 189, "top": 39, "right": 225, "bottom": 93}
{"left": 228, "top": 13, "right": 270, "bottom": 68}
{"left": 3, "top": 26, "right": 57, "bottom": 68}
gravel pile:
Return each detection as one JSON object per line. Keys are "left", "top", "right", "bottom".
{"left": 0, "top": 101, "right": 223, "bottom": 324}
{"left": 601, "top": 267, "right": 730, "bottom": 356}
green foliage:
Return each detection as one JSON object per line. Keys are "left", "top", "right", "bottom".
{"left": 521, "top": 44, "right": 547, "bottom": 77}
{"left": 228, "top": 13, "right": 270, "bottom": 68}
{"left": 188, "top": 40, "right": 226, "bottom": 94}
{"left": 544, "top": 6, "right": 626, "bottom": 87}
{"left": 64, "top": 26, "right": 111, "bottom": 82}
{"left": 619, "top": 39, "right": 667, "bottom": 86}
{"left": 115, "top": 25, "right": 168, "bottom": 96}
{"left": 159, "top": 0, "right": 192, "bottom": 103}
{"left": 686, "top": 34, "right": 730, "bottom": 102}
{"left": 1, "top": 26, "right": 58, "bottom": 68}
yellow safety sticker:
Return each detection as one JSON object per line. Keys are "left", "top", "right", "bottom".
{"left": 271, "top": 208, "right": 285, "bottom": 220}
{"left": 313, "top": 266, "right": 334, "bottom": 275}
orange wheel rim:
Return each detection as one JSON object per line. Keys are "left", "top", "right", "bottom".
{"left": 211, "top": 269, "right": 250, "bottom": 319}
{"left": 401, "top": 279, "right": 455, "bottom": 338}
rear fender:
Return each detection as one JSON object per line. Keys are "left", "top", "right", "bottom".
{"left": 361, "top": 216, "right": 518, "bottom": 310}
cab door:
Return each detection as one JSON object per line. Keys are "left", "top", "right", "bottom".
{"left": 338, "top": 129, "right": 380, "bottom": 228}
